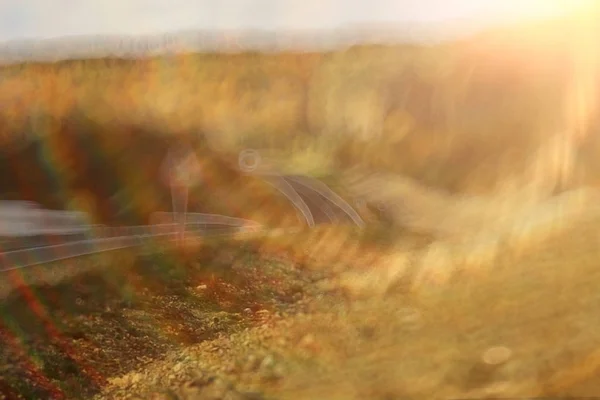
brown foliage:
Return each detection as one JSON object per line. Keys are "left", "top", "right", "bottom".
{"left": 0, "top": 17, "right": 598, "bottom": 197}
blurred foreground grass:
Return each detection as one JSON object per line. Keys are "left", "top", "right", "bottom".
{"left": 1, "top": 207, "right": 600, "bottom": 399}
{"left": 0, "top": 10, "right": 599, "bottom": 399}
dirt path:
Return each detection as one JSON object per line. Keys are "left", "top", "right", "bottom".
{"left": 96, "top": 218, "right": 600, "bottom": 399}
{"left": 2, "top": 211, "right": 600, "bottom": 399}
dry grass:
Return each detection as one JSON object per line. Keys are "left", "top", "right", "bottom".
{"left": 1, "top": 14, "right": 598, "bottom": 195}
{"left": 82, "top": 212, "right": 600, "bottom": 399}
{"left": 1, "top": 12, "right": 600, "bottom": 400}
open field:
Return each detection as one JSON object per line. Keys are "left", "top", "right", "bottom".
{"left": 2, "top": 217, "right": 600, "bottom": 399}
{"left": 0, "top": 13, "right": 598, "bottom": 198}
{"left": 1, "top": 10, "right": 600, "bottom": 400}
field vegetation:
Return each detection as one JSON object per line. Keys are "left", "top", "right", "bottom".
{"left": 0, "top": 10, "right": 600, "bottom": 399}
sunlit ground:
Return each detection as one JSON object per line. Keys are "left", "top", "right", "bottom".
{"left": 1, "top": 7, "right": 600, "bottom": 399}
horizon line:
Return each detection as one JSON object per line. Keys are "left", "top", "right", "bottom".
{"left": 0, "top": 19, "right": 515, "bottom": 65}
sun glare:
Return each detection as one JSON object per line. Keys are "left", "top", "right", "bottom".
{"left": 565, "top": 2, "right": 600, "bottom": 143}
{"left": 481, "top": 0, "right": 598, "bottom": 23}
{"left": 532, "top": 0, "right": 595, "bottom": 17}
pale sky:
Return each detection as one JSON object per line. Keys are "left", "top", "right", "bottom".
{"left": 0, "top": 0, "right": 589, "bottom": 42}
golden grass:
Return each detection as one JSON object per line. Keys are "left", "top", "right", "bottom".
{"left": 1, "top": 15, "right": 598, "bottom": 196}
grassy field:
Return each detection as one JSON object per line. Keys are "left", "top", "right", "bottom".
{"left": 0, "top": 13, "right": 598, "bottom": 200}
{"left": 3, "top": 216, "right": 600, "bottom": 399}
{"left": 1, "top": 10, "right": 600, "bottom": 400}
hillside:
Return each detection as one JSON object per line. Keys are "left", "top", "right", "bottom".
{"left": 2, "top": 12, "right": 600, "bottom": 400}
{"left": 0, "top": 13, "right": 598, "bottom": 214}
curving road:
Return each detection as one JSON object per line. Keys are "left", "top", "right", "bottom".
{"left": 0, "top": 175, "right": 365, "bottom": 272}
